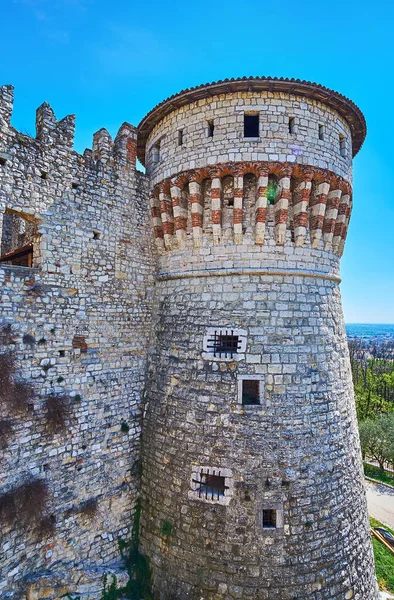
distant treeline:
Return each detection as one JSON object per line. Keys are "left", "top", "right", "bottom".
{"left": 348, "top": 338, "right": 394, "bottom": 420}
{"left": 349, "top": 338, "right": 394, "bottom": 469}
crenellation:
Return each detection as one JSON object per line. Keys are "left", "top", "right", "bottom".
{"left": 0, "top": 84, "right": 14, "bottom": 131}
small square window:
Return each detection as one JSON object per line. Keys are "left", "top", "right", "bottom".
{"left": 40, "top": 171, "right": 48, "bottom": 180}
{"left": 244, "top": 114, "right": 259, "bottom": 138}
{"left": 262, "top": 509, "right": 277, "bottom": 529}
{"left": 242, "top": 379, "right": 260, "bottom": 405}
{"left": 0, "top": 157, "right": 6, "bottom": 166}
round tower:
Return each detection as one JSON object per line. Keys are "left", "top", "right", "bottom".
{"left": 138, "top": 77, "right": 378, "bottom": 600}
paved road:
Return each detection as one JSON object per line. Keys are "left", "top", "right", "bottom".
{"left": 365, "top": 480, "right": 394, "bottom": 530}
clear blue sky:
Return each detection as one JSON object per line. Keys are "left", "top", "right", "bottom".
{"left": 1, "top": 0, "right": 393, "bottom": 323}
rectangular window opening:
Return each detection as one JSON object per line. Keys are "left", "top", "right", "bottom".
{"left": 207, "top": 120, "right": 214, "bottom": 138}
{"left": 288, "top": 117, "right": 295, "bottom": 134}
{"left": 319, "top": 124, "right": 324, "bottom": 141}
{"left": 339, "top": 134, "right": 346, "bottom": 157}
{"left": 40, "top": 171, "right": 48, "bottom": 180}
{"left": 72, "top": 182, "right": 79, "bottom": 190}
{"left": 151, "top": 142, "right": 160, "bottom": 164}
{"left": 207, "top": 329, "right": 241, "bottom": 358}
{"left": 244, "top": 114, "right": 259, "bottom": 138}
{"left": 178, "top": 129, "right": 183, "bottom": 146}
{"left": 0, "top": 157, "right": 6, "bottom": 167}
{"left": 242, "top": 379, "right": 260, "bottom": 405}
{"left": 194, "top": 470, "right": 228, "bottom": 501}
{"left": 263, "top": 509, "right": 277, "bottom": 529}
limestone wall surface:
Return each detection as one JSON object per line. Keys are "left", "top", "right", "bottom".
{"left": 141, "top": 269, "right": 377, "bottom": 600}
{"left": 0, "top": 85, "right": 155, "bottom": 599}
{"left": 145, "top": 91, "right": 353, "bottom": 185}
{"left": 140, "top": 84, "right": 378, "bottom": 599}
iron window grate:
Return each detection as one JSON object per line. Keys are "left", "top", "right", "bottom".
{"left": 206, "top": 329, "right": 241, "bottom": 358}
{"left": 192, "top": 468, "right": 229, "bottom": 501}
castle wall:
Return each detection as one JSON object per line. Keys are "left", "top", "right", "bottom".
{"left": 0, "top": 86, "right": 155, "bottom": 599}
{"left": 145, "top": 91, "right": 353, "bottom": 184}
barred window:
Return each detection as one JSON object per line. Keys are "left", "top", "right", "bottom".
{"left": 189, "top": 466, "right": 234, "bottom": 505}
{"left": 193, "top": 470, "right": 228, "bottom": 501}
{"left": 207, "top": 330, "right": 240, "bottom": 358}
{"left": 203, "top": 327, "right": 247, "bottom": 361}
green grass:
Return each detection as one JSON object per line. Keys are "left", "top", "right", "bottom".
{"left": 364, "top": 463, "right": 394, "bottom": 487}
{"left": 370, "top": 517, "right": 394, "bottom": 593}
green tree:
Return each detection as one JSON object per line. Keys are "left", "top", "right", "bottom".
{"left": 359, "top": 414, "right": 394, "bottom": 468}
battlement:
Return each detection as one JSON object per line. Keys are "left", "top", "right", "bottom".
{"left": 0, "top": 85, "right": 137, "bottom": 171}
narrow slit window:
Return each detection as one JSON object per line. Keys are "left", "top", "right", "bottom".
{"left": 288, "top": 117, "right": 295, "bottom": 134}
{"left": 178, "top": 129, "right": 183, "bottom": 146}
{"left": 339, "top": 134, "right": 346, "bottom": 157}
{"left": 244, "top": 114, "right": 259, "bottom": 138}
{"left": 151, "top": 142, "right": 160, "bottom": 164}
{"left": 242, "top": 380, "right": 260, "bottom": 405}
{"left": 262, "top": 509, "right": 277, "bottom": 529}
{"left": 319, "top": 124, "right": 324, "bottom": 141}
{"left": 207, "top": 120, "right": 214, "bottom": 138}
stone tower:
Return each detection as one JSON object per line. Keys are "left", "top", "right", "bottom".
{"left": 138, "top": 77, "right": 378, "bottom": 599}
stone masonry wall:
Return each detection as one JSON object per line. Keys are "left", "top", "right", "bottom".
{"left": 0, "top": 85, "right": 155, "bottom": 599}
{"left": 145, "top": 91, "right": 353, "bottom": 184}
{"left": 141, "top": 270, "right": 377, "bottom": 600}
{"left": 140, "top": 84, "right": 378, "bottom": 600}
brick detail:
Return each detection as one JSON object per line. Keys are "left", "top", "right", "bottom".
{"left": 275, "top": 170, "right": 292, "bottom": 246}
{"left": 293, "top": 173, "right": 313, "bottom": 247}
{"left": 233, "top": 174, "right": 244, "bottom": 245}
{"left": 159, "top": 184, "right": 174, "bottom": 250}
{"left": 309, "top": 180, "right": 330, "bottom": 248}
{"left": 150, "top": 162, "right": 352, "bottom": 254}
{"left": 149, "top": 191, "right": 164, "bottom": 251}
{"left": 210, "top": 176, "right": 222, "bottom": 245}
{"left": 333, "top": 193, "right": 351, "bottom": 256}
{"left": 189, "top": 179, "right": 203, "bottom": 248}
{"left": 72, "top": 335, "right": 88, "bottom": 353}
{"left": 323, "top": 183, "right": 342, "bottom": 252}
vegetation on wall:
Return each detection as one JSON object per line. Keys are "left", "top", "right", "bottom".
{"left": 44, "top": 394, "right": 71, "bottom": 433}
{"left": 0, "top": 479, "right": 51, "bottom": 536}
